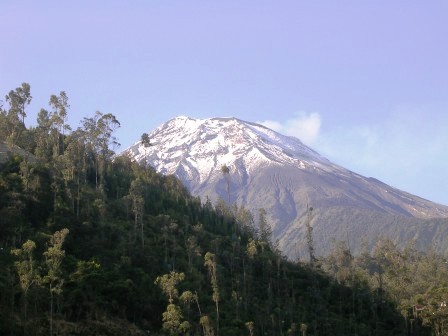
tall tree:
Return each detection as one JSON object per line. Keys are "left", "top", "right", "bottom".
{"left": 205, "top": 252, "right": 220, "bottom": 335}
{"left": 43, "top": 228, "right": 69, "bottom": 336}
{"left": 49, "top": 91, "right": 71, "bottom": 156}
{"left": 305, "top": 205, "right": 316, "bottom": 265}
{"left": 185, "top": 235, "right": 201, "bottom": 270}
{"left": 235, "top": 204, "right": 255, "bottom": 235}
{"left": 221, "top": 164, "right": 231, "bottom": 204}
{"left": 154, "top": 271, "right": 185, "bottom": 305}
{"left": 129, "top": 178, "right": 145, "bottom": 247}
{"left": 4, "top": 83, "right": 32, "bottom": 145}
{"left": 140, "top": 132, "right": 151, "bottom": 147}
{"left": 140, "top": 133, "right": 152, "bottom": 166}
{"left": 5, "top": 82, "right": 32, "bottom": 123}
{"left": 82, "top": 111, "right": 120, "bottom": 190}
{"left": 60, "top": 129, "right": 88, "bottom": 215}
{"left": 11, "top": 240, "right": 38, "bottom": 330}
{"left": 258, "top": 208, "right": 272, "bottom": 248}
{"left": 245, "top": 321, "right": 255, "bottom": 336}
{"left": 155, "top": 272, "right": 190, "bottom": 335}
{"left": 35, "top": 108, "right": 52, "bottom": 160}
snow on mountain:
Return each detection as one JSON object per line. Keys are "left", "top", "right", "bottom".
{"left": 127, "top": 116, "right": 332, "bottom": 181}
{"left": 122, "top": 116, "right": 448, "bottom": 258}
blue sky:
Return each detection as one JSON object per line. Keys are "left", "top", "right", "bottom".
{"left": 1, "top": 1, "right": 447, "bottom": 205}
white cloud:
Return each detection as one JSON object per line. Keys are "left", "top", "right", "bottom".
{"left": 259, "top": 112, "right": 322, "bottom": 145}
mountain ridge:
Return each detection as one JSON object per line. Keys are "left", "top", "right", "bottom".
{"left": 122, "top": 116, "right": 448, "bottom": 257}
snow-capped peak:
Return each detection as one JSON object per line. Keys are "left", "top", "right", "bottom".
{"left": 123, "top": 116, "right": 331, "bottom": 186}
{"left": 121, "top": 115, "right": 448, "bottom": 259}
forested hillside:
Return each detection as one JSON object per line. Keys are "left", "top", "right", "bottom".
{"left": 1, "top": 83, "right": 447, "bottom": 335}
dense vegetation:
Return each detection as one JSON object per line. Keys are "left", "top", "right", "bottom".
{"left": 0, "top": 83, "right": 447, "bottom": 335}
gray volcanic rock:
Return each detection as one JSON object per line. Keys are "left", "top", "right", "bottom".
{"left": 121, "top": 116, "right": 448, "bottom": 258}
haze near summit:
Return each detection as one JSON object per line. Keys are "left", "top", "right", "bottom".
{"left": 1, "top": 1, "right": 447, "bottom": 204}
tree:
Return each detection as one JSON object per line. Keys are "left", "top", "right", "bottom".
{"left": 300, "top": 323, "right": 308, "bottom": 336}
{"left": 258, "top": 208, "right": 272, "bottom": 248}
{"left": 305, "top": 205, "right": 316, "bottom": 265}
{"left": 235, "top": 205, "right": 255, "bottom": 235}
{"left": 140, "top": 133, "right": 152, "bottom": 166}
{"left": 155, "top": 271, "right": 185, "bottom": 304}
{"left": 155, "top": 272, "right": 189, "bottom": 335}
{"left": 140, "top": 132, "right": 151, "bottom": 147}
{"left": 129, "top": 178, "right": 145, "bottom": 247}
{"left": 418, "top": 287, "right": 448, "bottom": 336}
{"left": 49, "top": 91, "right": 71, "bottom": 156}
{"left": 60, "top": 129, "right": 87, "bottom": 215}
{"left": 43, "top": 228, "right": 69, "bottom": 336}
{"left": 82, "top": 111, "right": 120, "bottom": 190}
{"left": 200, "top": 315, "right": 215, "bottom": 336}
{"left": 180, "top": 290, "right": 203, "bottom": 321}
{"left": 245, "top": 321, "right": 255, "bottom": 336}
{"left": 246, "top": 239, "right": 258, "bottom": 259}
{"left": 4, "top": 83, "right": 32, "bottom": 145}
{"left": 6, "top": 83, "right": 32, "bottom": 123}
{"left": 35, "top": 108, "right": 52, "bottom": 160}
{"left": 221, "top": 164, "right": 231, "bottom": 204}
{"left": 11, "top": 240, "right": 38, "bottom": 329}
{"left": 322, "top": 241, "right": 353, "bottom": 285}
{"left": 214, "top": 197, "right": 232, "bottom": 219}
{"left": 162, "top": 304, "right": 186, "bottom": 335}
{"left": 205, "top": 252, "right": 220, "bottom": 335}
{"left": 185, "top": 235, "right": 201, "bottom": 270}
{"left": 0, "top": 102, "right": 8, "bottom": 141}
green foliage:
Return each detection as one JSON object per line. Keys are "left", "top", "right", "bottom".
{"left": 162, "top": 303, "right": 184, "bottom": 335}
{"left": 11, "top": 240, "right": 38, "bottom": 295}
{"left": 3, "top": 82, "right": 32, "bottom": 146}
{"left": 204, "top": 252, "right": 220, "bottom": 334}
{"left": 321, "top": 239, "right": 448, "bottom": 335}
{"left": 0, "top": 83, "right": 425, "bottom": 335}
{"left": 258, "top": 208, "right": 272, "bottom": 246}
{"left": 155, "top": 271, "right": 185, "bottom": 304}
{"left": 43, "top": 228, "right": 69, "bottom": 293}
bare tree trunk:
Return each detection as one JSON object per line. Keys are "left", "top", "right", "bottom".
{"left": 50, "top": 285, "right": 53, "bottom": 336}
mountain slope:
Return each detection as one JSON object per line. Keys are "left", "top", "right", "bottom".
{"left": 122, "top": 116, "right": 448, "bottom": 257}
{"left": 0, "top": 142, "right": 406, "bottom": 335}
